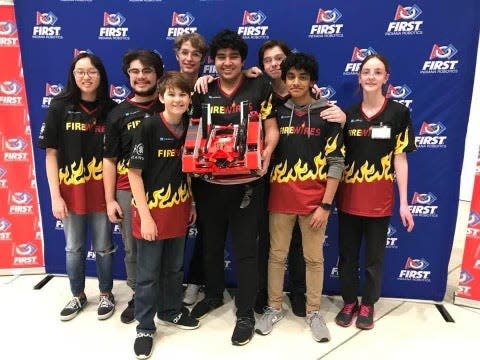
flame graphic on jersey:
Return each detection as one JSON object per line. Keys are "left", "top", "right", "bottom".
{"left": 271, "top": 134, "right": 341, "bottom": 183}
{"left": 117, "top": 159, "right": 129, "bottom": 175}
{"left": 260, "top": 94, "right": 273, "bottom": 120}
{"left": 343, "top": 153, "right": 393, "bottom": 184}
{"left": 147, "top": 182, "right": 190, "bottom": 209}
{"left": 394, "top": 128, "right": 410, "bottom": 154}
{"left": 59, "top": 157, "right": 103, "bottom": 185}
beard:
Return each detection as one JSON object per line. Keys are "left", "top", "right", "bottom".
{"left": 133, "top": 83, "right": 157, "bottom": 97}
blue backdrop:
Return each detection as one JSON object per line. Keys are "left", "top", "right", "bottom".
{"left": 14, "top": 0, "right": 479, "bottom": 301}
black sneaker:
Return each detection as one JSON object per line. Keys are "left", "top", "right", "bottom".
{"left": 191, "top": 298, "right": 223, "bottom": 320}
{"left": 60, "top": 296, "right": 87, "bottom": 321}
{"left": 288, "top": 292, "right": 306, "bottom": 317}
{"left": 231, "top": 317, "right": 255, "bottom": 346}
{"left": 158, "top": 311, "right": 200, "bottom": 330}
{"left": 134, "top": 332, "right": 154, "bottom": 359}
{"left": 254, "top": 290, "right": 268, "bottom": 315}
{"left": 121, "top": 295, "right": 135, "bottom": 324}
{"left": 355, "top": 304, "right": 374, "bottom": 330}
{"left": 335, "top": 300, "right": 359, "bottom": 327}
{"left": 97, "top": 293, "right": 115, "bottom": 320}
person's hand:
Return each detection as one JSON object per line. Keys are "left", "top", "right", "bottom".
{"left": 312, "top": 84, "right": 322, "bottom": 99}
{"left": 194, "top": 75, "right": 216, "bottom": 94}
{"left": 309, "top": 206, "right": 330, "bottom": 230}
{"left": 141, "top": 216, "right": 158, "bottom": 241}
{"left": 188, "top": 203, "right": 197, "bottom": 226}
{"left": 400, "top": 204, "right": 414, "bottom": 232}
{"left": 320, "top": 103, "right": 346, "bottom": 125}
{"left": 244, "top": 66, "right": 263, "bottom": 78}
{"left": 51, "top": 195, "right": 68, "bottom": 220}
{"left": 106, "top": 200, "right": 123, "bottom": 223}
{"left": 257, "top": 147, "right": 273, "bottom": 176}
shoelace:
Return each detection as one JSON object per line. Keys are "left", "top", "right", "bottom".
{"left": 359, "top": 305, "right": 372, "bottom": 317}
{"left": 99, "top": 295, "right": 113, "bottom": 309}
{"left": 342, "top": 302, "right": 357, "bottom": 314}
{"left": 307, "top": 311, "right": 326, "bottom": 326}
{"left": 65, "top": 297, "right": 82, "bottom": 309}
{"left": 264, "top": 306, "right": 279, "bottom": 315}
{"left": 237, "top": 317, "right": 255, "bottom": 328}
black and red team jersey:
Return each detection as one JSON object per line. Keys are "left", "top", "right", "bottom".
{"left": 336, "top": 99, "right": 416, "bottom": 217}
{"left": 269, "top": 99, "right": 345, "bottom": 215}
{"left": 38, "top": 98, "right": 116, "bottom": 215}
{"left": 129, "top": 113, "right": 191, "bottom": 240}
{"left": 191, "top": 75, "right": 275, "bottom": 184}
{"left": 103, "top": 98, "right": 164, "bottom": 190}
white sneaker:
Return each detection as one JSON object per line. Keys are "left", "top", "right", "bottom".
{"left": 183, "top": 284, "right": 201, "bottom": 305}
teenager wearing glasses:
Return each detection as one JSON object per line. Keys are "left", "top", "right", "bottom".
{"left": 38, "top": 52, "right": 117, "bottom": 322}
{"left": 103, "top": 49, "right": 165, "bottom": 324}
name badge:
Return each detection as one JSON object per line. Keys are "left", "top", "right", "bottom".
{"left": 371, "top": 125, "right": 391, "bottom": 139}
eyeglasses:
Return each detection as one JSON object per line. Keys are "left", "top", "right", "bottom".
{"left": 127, "top": 67, "right": 155, "bottom": 76}
{"left": 73, "top": 69, "right": 99, "bottom": 78}
{"left": 178, "top": 49, "right": 203, "bottom": 60}
{"left": 263, "top": 54, "right": 286, "bottom": 65}
{"left": 359, "top": 70, "right": 387, "bottom": 77}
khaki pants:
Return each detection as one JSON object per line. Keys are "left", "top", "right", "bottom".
{"left": 268, "top": 212, "right": 325, "bottom": 313}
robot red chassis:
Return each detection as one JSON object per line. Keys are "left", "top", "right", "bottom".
{"left": 182, "top": 101, "right": 264, "bottom": 182}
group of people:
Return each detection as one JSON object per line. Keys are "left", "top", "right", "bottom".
{"left": 39, "top": 28, "right": 416, "bottom": 359}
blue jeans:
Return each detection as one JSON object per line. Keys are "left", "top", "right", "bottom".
{"left": 135, "top": 236, "right": 185, "bottom": 334}
{"left": 116, "top": 190, "right": 136, "bottom": 291}
{"left": 63, "top": 211, "right": 114, "bottom": 296}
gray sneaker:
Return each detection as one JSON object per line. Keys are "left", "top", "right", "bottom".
{"left": 306, "top": 311, "right": 331, "bottom": 342}
{"left": 255, "top": 306, "right": 285, "bottom": 335}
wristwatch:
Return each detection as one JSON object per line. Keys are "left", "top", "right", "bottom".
{"left": 319, "top": 202, "right": 332, "bottom": 211}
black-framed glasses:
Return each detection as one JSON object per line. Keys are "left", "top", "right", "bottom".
{"left": 73, "top": 69, "right": 99, "bottom": 78}
{"left": 127, "top": 67, "right": 155, "bottom": 76}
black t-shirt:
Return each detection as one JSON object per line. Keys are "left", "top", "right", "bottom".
{"left": 128, "top": 113, "right": 191, "bottom": 240}
{"left": 269, "top": 100, "right": 344, "bottom": 214}
{"left": 38, "top": 97, "right": 116, "bottom": 214}
{"left": 337, "top": 99, "right": 416, "bottom": 217}
{"left": 104, "top": 98, "right": 164, "bottom": 190}
{"left": 191, "top": 75, "right": 275, "bottom": 184}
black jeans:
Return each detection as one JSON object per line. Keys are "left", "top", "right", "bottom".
{"left": 337, "top": 211, "right": 390, "bottom": 305}
{"left": 195, "top": 179, "right": 264, "bottom": 318}
{"left": 185, "top": 178, "right": 205, "bottom": 285}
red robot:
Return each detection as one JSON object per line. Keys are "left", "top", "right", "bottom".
{"left": 182, "top": 101, "right": 263, "bottom": 182}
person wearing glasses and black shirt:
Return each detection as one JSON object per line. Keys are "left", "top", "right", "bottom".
{"left": 39, "top": 52, "right": 117, "bottom": 322}
{"left": 103, "top": 49, "right": 164, "bottom": 324}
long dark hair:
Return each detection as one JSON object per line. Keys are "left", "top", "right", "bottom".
{"left": 55, "top": 52, "right": 111, "bottom": 117}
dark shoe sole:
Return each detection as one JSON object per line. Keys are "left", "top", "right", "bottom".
{"left": 356, "top": 322, "right": 374, "bottom": 330}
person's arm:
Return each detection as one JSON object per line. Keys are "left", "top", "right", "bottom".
{"left": 310, "top": 124, "right": 345, "bottom": 229}
{"left": 45, "top": 148, "right": 68, "bottom": 219}
{"left": 187, "top": 174, "right": 197, "bottom": 226}
{"left": 128, "top": 168, "right": 157, "bottom": 241}
{"left": 309, "top": 177, "right": 340, "bottom": 230}
{"left": 320, "top": 103, "right": 346, "bottom": 127}
{"left": 103, "top": 157, "right": 123, "bottom": 223}
{"left": 259, "top": 117, "right": 279, "bottom": 176}
{"left": 394, "top": 152, "right": 414, "bottom": 232}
